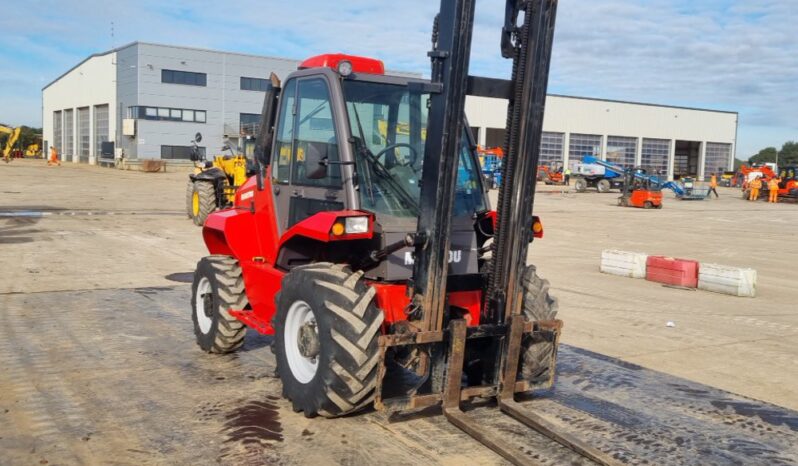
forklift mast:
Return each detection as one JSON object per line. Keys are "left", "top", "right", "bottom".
{"left": 410, "top": 0, "right": 558, "bottom": 329}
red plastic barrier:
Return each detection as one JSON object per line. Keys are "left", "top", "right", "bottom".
{"left": 646, "top": 256, "right": 699, "bottom": 288}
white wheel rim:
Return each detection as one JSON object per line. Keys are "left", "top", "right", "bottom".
{"left": 285, "top": 300, "right": 319, "bottom": 384}
{"left": 195, "top": 277, "right": 213, "bottom": 334}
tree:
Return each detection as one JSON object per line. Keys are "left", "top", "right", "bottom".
{"left": 778, "top": 141, "right": 798, "bottom": 166}
{"left": 749, "top": 147, "right": 778, "bottom": 165}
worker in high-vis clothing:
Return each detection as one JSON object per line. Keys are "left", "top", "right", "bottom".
{"left": 768, "top": 177, "right": 780, "bottom": 203}
{"left": 708, "top": 173, "right": 719, "bottom": 198}
{"left": 48, "top": 146, "right": 61, "bottom": 166}
{"left": 748, "top": 176, "right": 762, "bottom": 201}
{"left": 564, "top": 167, "right": 572, "bottom": 185}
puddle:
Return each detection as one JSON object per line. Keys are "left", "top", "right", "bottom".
{"left": 222, "top": 398, "right": 284, "bottom": 446}
{"left": 711, "top": 400, "right": 798, "bottom": 432}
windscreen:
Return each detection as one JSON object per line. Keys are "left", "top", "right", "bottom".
{"left": 342, "top": 80, "right": 486, "bottom": 218}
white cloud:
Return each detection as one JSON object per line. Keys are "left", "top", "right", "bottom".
{"left": 1, "top": 0, "right": 795, "bottom": 156}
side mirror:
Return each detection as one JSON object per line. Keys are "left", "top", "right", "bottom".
{"left": 304, "top": 142, "right": 329, "bottom": 180}
{"left": 221, "top": 144, "right": 231, "bottom": 151}
{"left": 194, "top": 132, "right": 203, "bottom": 143}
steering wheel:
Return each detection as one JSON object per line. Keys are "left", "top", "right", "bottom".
{"left": 373, "top": 143, "right": 418, "bottom": 168}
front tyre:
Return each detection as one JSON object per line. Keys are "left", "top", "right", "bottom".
{"left": 191, "top": 256, "right": 248, "bottom": 353}
{"left": 574, "top": 177, "right": 587, "bottom": 193}
{"left": 518, "top": 265, "right": 559, "bottom": 389}
{"left": 597, "top": 179, "right": 611, "bottom": 193}
{"left": 273, "top": 263, "right": 383, "bottom": 418}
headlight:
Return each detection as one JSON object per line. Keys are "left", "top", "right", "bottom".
{"left": 345, "top": 216, "right": 369, "bottom": 234}
{"left": 337, "top": 60, "right": 353, "bottom": 77}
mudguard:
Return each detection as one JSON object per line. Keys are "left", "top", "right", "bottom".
{"left": 190, "top": 167, "right": 227, "bottom": 183}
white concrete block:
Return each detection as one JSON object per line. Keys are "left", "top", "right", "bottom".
{"left": 698, "top": 263, "right": 757, "bottom": 297}
{"left": 600, "top": 250, "right": 648, "bottom": 279}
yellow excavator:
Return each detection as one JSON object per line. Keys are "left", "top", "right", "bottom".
{"left": 185, "top": 132, "right": 255, "bottom": 226}
{"left": 1, "top": 125, "right": 22, "bottom": 163}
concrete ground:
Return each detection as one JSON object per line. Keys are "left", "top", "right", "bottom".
{"left": 1, "top": 159, "right": 797, "bottom": 464}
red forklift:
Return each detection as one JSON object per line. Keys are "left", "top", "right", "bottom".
{"left": 617, "top": 167, "right": 663, "bottom": 209}
{"left": 190, "top": 0, "right": 617, "bottom": 464}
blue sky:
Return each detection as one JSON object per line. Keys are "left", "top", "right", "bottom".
{"left": 1, "top": 0, "right": 795, "bottom": 158}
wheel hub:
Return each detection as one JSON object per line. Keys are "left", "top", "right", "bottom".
{"left": 297, "top": 321, "right": 320, "bottom": 360}
{"left": 192, "top": 191, "right": 200, "bottom": 215}
{"left": 202, "top": 293, "right": 213, "bottom": 318}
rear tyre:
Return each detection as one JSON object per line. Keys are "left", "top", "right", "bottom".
{"left": 574, "top": 178, "right": 587, "bottom": 193}
{"left": 518, "top": 265, "right": 559, "bottom": 389}
{"left": 644, "top": 201, "right": 653, "bottom": 209}
{"left": 597, "top": 179, "right": 611, "bottom": 193}
{"left": 192, "top": 181, "right": 218, "bottom": 226}
{"left": 191, "top": 256, "right": 248, "bottom": 353}
{"left": 185, "top": 180, "right": 196, "bottom": 219}
{"left": 273, "top": 263, "right": 383, "bottom": 418}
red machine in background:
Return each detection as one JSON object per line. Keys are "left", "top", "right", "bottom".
{"left": 739, "top": 164, "right": 798, "bottom": 200}
{"left": 617, "top": 167, "right": 663, "bottom": 209}
{"left": 537, "top": 165, "right": 565, "bottom": 185}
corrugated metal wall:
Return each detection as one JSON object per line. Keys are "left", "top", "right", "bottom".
{"left": 53, "top": 111, "right": 62, "bottom": 156}
{"left": 77, "top": 107, "right": 90, "bottom": 162}
{"left": 64, "top": 109, "right": 74, "bottom": 160}
{"left": 94, "top": 104, "right": 109, "bottom": 158}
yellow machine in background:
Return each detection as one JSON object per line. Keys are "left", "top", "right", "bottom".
{"left": 1, "top": 125, "right": 22, "bottom": 162}
{"left": 24, "top": 143, "right": 42, "bottom": 158}
{"left": 185, "top": 133, "right": 255, "bottom": 226}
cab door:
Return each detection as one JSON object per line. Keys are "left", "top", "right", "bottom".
{"left": 271, "top": 76, "right": 345, "bottom": 232}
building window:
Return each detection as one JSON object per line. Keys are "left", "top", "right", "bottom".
{"left": 240, "top": 113, "right": 261, "bottom": 136}
{"left": 641, "top": 138, "right": 669, "bottom": 176}
{"left": 705, "top": 142, "right": 731, "bottom": 178}
{"left": 606, "top": 136, "right": 637, "bottom": 168}
{"left": 539, "top": 132, "right": 564, "bottom": 167}
{"left": 485, "top": 128, "right": 505, "bottom": 148}
{"left": 161, "top": 145, "right": 206, "bottom": 160}
{"left": 128, "top": 106, "right": 206, "bottom": 123}
{"left": 240, "top": 76, "right": 270, "bottom": 91}
{"left": 161, "top": 69, "right": 207, "bottom": 86}
{"left": 568, "top": 133, "right": 602, "bottom": 165}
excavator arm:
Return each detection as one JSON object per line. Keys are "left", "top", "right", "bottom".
{"left": 1, "top": 125, "right": 22, "bottom": 160}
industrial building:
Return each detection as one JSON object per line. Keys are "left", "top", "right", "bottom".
{"left": 43, "top": 42, "right": 737, "bottom": 180}
{"left": 466, "top": 95, "right": 738, "bottom": 180}
{"left": 42, "top": 42, "right": 303, "bottom": 164}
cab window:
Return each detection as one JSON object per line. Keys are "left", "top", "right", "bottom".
{"left": 272, "top": 80, "right": 296, "bottom": 184}
{"left": 291, "top": 78, "right": 342, "bottom": 187}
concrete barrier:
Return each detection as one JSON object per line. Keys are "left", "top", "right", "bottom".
{"left": 600, "top": 250, "right": 648, "bottom": 278}
{"left": 646, "top": 256, "right": 699, "bottom": 288}
{"left": 698, "top": 263, "right": 757, "bottom": 297}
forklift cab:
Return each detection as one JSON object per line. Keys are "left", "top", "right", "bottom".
{"left": 261, "top": 54, "right": 488, "bottom": 279}
{"left": 618, "top": 167, "right": 663, "bottom": 209}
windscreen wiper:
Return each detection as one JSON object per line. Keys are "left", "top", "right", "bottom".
{"left": 349, "top": 102, "right": 420, "bottom": 215}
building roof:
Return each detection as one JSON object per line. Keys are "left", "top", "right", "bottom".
{"left": 547, "top": 93, "right": 738, "bottom": 116}
{"left": 42, "top": 41, "right": 307, "bottom": 91}
{"left": 43, "top": 42, "right": 737, "bottom": 116}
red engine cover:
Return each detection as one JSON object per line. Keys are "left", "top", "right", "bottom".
{"left": 645, "top": 256, "right": 699, "bottom": 288}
